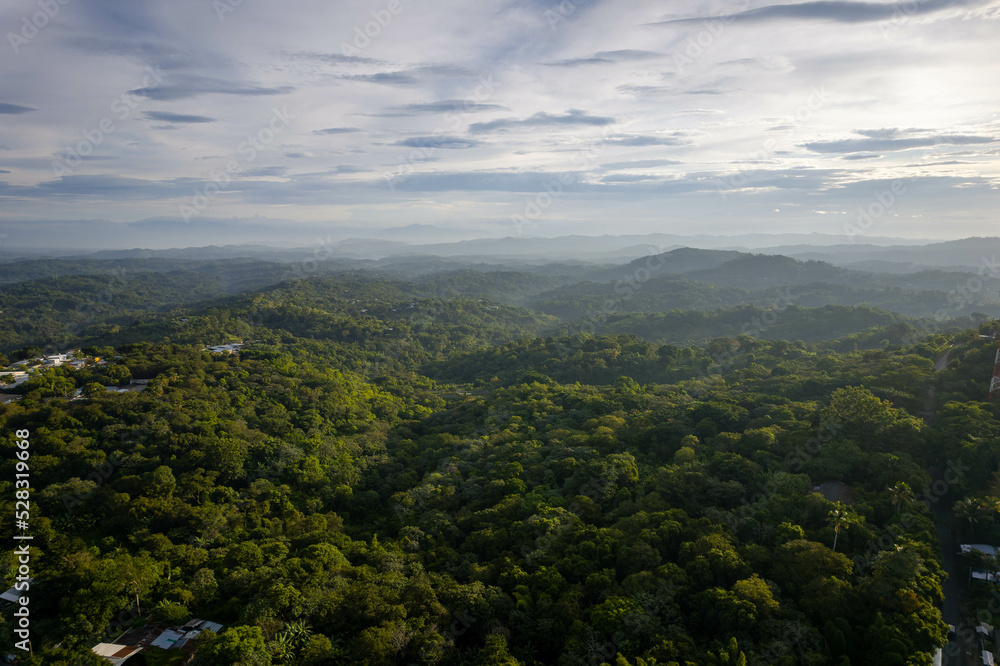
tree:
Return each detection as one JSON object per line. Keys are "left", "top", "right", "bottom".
{"left": 479, "top": 634, "right": 524, "bottom": 666}
{"left": 196, "top": 626, "right": 272, "bottom": 666}
{"left": 114, "top": 551, "right": 162, "bottom": 615}
{"left": 13, "top": 345, "right": 42, "bottom": 361}
{"left": 954, "top": 498, "right": 989, "bottom": 538}
{"left": 889, "top": 482, "right": 915, "bottom": 512}
{"left": 827, "top": 503, "right": 853, "bottom": 552}
{"left": 82, "top": 382, "right": 107, "bottom": 398}
{"left": 732, "top": 574, "right": 780, "bottom": 617}
{"left": 100, "top": 364, "right": 132, "bottom": 386}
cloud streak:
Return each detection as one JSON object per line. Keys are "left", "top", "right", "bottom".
{"left": 656, "top": 0, "right": 989, "bottom": 25}
{"left": 469, "top": 110, "right": 615, "bottom": 133}
{"left": 0, "top": 103, "right": 36, "bottom": 114}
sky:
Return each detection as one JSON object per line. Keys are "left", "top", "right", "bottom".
{"left": 1, "top": 0, "right": 999, "bottom": 248}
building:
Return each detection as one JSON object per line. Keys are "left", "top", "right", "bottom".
{"left": 0, "top": 371, "right": 28, "bottom": 389}
{"left": 90, "top": 644, "right": 144, "bottom": 665}
{"left": 92, "top": 618, "right": 224, "bottom": 665}
{"left": 206, "top": 343, "right": 244, "bottom": 354}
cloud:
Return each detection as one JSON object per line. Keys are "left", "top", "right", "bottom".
{"left": 802, "top": 133, "right": 997, "bottom": 153}
{"left": 602, "top": 174, "right": 661, "bottom": 182}
{"left": 293, "top": 51, "right": 381, "bottom": 66}
{"left": 655, "top": 0, "right": 987, "bottom": 25}
{"left": 841, "top": 153, "right": 881, "bottom": 160}
{"left": 596, "top": 49, "right": 662, "bottom": 60}
{"left": 605, "top": 134, "right": 687, "bottom": 146}
{"left": 327, "top": 165, "right": 368, "bottom": 174}
{"left": 144, "top": 111, "right": 217, "bottom": 124}
{"left": 313, "top": 127, "right": 361, "bottom": 135}
{"left": 343, "top": 65, "right": 472, "bottom": 86}
{"left": 242, "top": 166, "right": 287, "bottom": 177}
{"left": 131, "top": 75, "right": 294, "bottom": 101}
{"left": 855, "top": 128, "right": 903, "bottom": 139}
{"left": 547, "top": 49, "right": 661, "bottom": 66}
{"left": 33, "top": 175, "right": 187, "bottom": 199}
{"left": 616, "top": 84, "right": 672, "bottom": 96}
{"left": 469, "top": 109, "right": 615, "bottom": 133}
{"left": 345, "top": 71, "right": 421, "bottom": 85}
{"left": 376, "top": 100, "right": 508, "bottom": 115}
{"left": 395, "top": 136, "right": 482, "bottom": 149}
{"left": 903, "top": 160, "right": 977, "bottom": 166}
{"left": 383, "top": 170, "right": 589, "bottom": 192}
{"left": 601, "top": 159, "right": 683, "bottom": 169}
{"left": 0, "top": 103, "right": 36, "bottom": 114}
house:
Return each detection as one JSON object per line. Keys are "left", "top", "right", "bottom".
{"left": 93, "top": 618, "right": 224, "bottom": 664}
{"left": 206, "top": 343, "right": 244, "bottom": 354}
{"left": 0, "top": 371, "right": 28, "bottom": 389}
{"left": 44, "top": 354, "right": 70, "bottom": 366}
{"left": 961, "top": 544, "right": 1000, "bottom": 557}
{"left": 91, "top": 644, "right": 144, "bottom": 665}
{"left": 105, "top": 385, "right": 146, "bottom": 394}
{"left": 0, "top": 579, "right": 31, "bottom": 607}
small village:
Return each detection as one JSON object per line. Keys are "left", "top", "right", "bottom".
{"left": 0, "top": 350, "right": 147, "bottom": 403}
{"left": 0, "top": 343, "right": 249, "bottom": 404}
{"left": 2, "top": 578, "right": 223, "bottom": 665}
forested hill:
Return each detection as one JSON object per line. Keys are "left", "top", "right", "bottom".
{"left": 0, "top": 266, "right": 991, "bottom": 359}
{"left": 2, "top": 253, "right": 1000, "bottom": 664}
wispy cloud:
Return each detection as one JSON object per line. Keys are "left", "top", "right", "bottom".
{"left": 2, "top": 0, "right": 998, "bottom": 241}
{"left": 601, "top": 159, "right": 683, "bottom": 169}
{"left": 469, "top": 109, "right": 615, "bottom": 133}
{"left": 395, "top": 136, "right": 483, "bottom": 149}
{"left": 547, "top": 49, "right": 662, "bottom": 66}
{"left": 803, "top": 133, "right": 996, "bottom": 153}
{"left": 131, "top": 75, "right": 294, "bottom": 101}
{"left": 0, "top": 103, "right": 36, "bottom": 115}
{"left": 313, "top": 127, "right": 361, "bottom": 135}
{"left": 376, "top": 100, "right": 508, "bottom": 116}
{"left": 144, "top": 111, "right": 217, "bottom": 124}
{"left": 655, "top": 0, "right": 989, "bottom": 25}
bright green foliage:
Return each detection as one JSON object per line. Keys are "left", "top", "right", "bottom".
{"left": 0, "top": 271, "right": 983, "bottom": 665}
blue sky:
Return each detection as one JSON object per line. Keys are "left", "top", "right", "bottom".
{"left": 1, "top": 0, "right": 999, "bottom": 246}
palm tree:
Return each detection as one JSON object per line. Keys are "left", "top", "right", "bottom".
{"left": 954, "top": 498, "right": 983, "bottom": 538}
{"left": 889, "top": 482, "right": 915, "bottom": 512}
{"left": 980, "top": 496, "right": 1000, "bottom": 525}
{"left": 828, "top": 503, "right": 852, "bottom": 552}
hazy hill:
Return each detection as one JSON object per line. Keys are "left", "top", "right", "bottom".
{"left": 584, "top": 247, "right": 744, "bottom": 282}
{"left": 683, "top": 254, "right": 855, "bottom": 288}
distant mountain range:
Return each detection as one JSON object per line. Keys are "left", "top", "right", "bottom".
{"left": 4, "top": 234, "right": 991, "bottom": 274}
